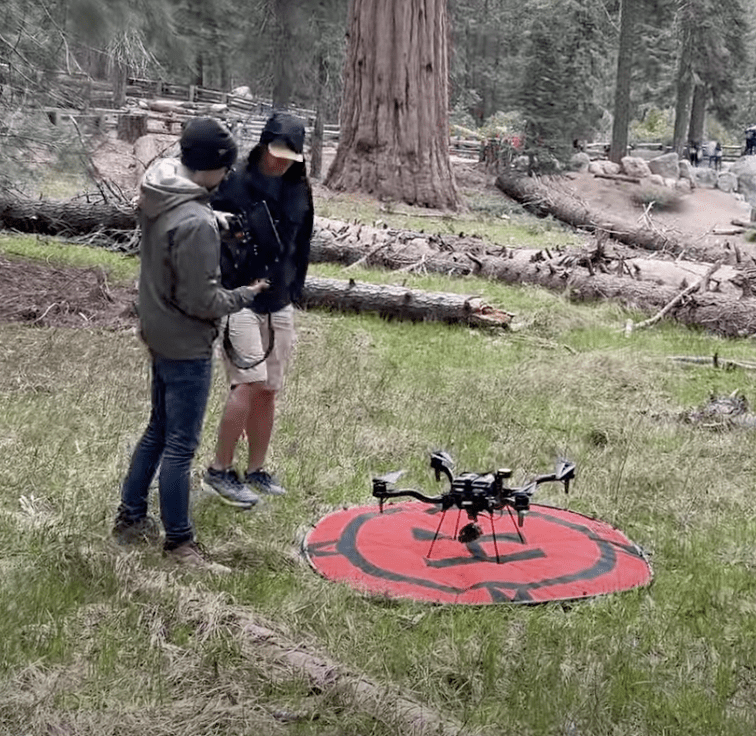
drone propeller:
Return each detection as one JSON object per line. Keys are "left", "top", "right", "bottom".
{"left": 430, "top": 450, "right": 455, "bottom": 484}
{"left": 554, "top": 458, "right": 576, "bottom": 493}
{"left": 375, "top": 469, "right": 405, "bottom": 486}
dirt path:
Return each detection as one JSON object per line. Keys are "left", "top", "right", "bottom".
{"left": 554, "top": 170, "right": 755, "bottom": 260}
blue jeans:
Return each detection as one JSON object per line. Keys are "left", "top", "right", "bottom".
{"left": 118, "top": 355, "right": 213, "bottom": 548}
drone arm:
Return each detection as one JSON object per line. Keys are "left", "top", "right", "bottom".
{"left": 372, "top": 487, "right": 445, "bottom": 506}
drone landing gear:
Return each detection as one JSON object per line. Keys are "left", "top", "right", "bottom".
{"left": 426, "top": 507, "right": 524, "bottom": 564}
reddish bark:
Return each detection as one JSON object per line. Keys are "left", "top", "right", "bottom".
{"left": 325, "top": 0, "right": 460, "bottom": 210}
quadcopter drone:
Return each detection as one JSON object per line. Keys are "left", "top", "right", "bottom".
{"left": 371, "top": 451, "right": 576, "bottom": 562}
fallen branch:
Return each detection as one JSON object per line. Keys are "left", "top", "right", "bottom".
{"left": 624, "top": 260, "right": 722, "bottom": 334}
{"left": 341, "top": 240, "right": 390, "bottom": 271}
{"left": 593, "top": 173, "right": 642, "bottom": 184}
{"left": 112, "top": 562, "right": 485, "bottom": 736}
{"left": 670, "top": 354, "right": 756, "bottom": 371}
{"left": 731, "top": 219, "right": 756, "bottom": 230}
{"left": 238, "top": 618, "right": 480, "bottom": 736}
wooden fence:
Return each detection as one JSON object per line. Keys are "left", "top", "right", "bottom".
{"left": 42, "top": 71, "right": 482, "bottom": 159}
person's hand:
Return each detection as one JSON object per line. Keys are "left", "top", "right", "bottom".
{"left": 248, "top": 278, "right": 270, "bottom": 294}
{"left": 214, "top": 211, "right": 235, "bottom": 230}
{"left": 238, "top": 279, "right": 269, "bottom": 306}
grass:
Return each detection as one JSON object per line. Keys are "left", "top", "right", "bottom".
{"left": 315, "top": 186, "right": 583, "bottom": 250}
{"left": 2, "top": 222, "right": 756, "bottom": 735}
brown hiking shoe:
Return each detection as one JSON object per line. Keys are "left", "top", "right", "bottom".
{"left": 112, "top": 513, "right": 161, "bottom": 546}
{"left": 164, "top": 541, "right": 231, "bottom": 574}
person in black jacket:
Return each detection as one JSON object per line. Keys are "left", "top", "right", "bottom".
{"left": 203, "top": 112, "right": 313, "bottom": 506}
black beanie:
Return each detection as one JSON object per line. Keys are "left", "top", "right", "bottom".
{"left": 180, "top": 117, "right": 238, "bottom": 171}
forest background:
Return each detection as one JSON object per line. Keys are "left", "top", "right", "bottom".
{"left": 3, "top": 0, "right": 756, "bottom": 191}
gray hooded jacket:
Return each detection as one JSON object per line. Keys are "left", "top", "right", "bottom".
{"left": 137, "top": 158, "right": 250, "bottom": 360}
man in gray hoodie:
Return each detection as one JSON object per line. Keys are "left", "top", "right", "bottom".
{"left": 112, "top": 117, "right": 267, "bottom": 573}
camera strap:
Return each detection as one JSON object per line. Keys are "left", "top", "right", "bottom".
{"left": 222, "top": 312, "right": 275, "bottom": 370}
{"left": 246, "top": 200, "right": 284, "bottom": 264}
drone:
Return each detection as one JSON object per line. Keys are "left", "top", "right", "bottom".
{"left": 371, "top": 451, "right": 575, "bottom": 562}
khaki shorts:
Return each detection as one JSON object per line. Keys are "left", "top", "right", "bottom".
{"left": 219, "top": 305, "right": 295, "bottom": 391}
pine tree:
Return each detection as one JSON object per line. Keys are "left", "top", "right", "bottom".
{"left": 517, "top": 0, "right": 609, "bottom": 170}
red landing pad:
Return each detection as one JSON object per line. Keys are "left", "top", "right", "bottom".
{"left": 303, "top": 502, "right": 652, "bottom": 605}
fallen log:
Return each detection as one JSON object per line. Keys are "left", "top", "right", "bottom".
{"left": 4, "top": 195, "right": 756, "bottom": 337}
{"left": 0, "top": 194, "right": 136, "bottom": 238}
{"left": 624, "top": 261, "right": 722, "bottom": 334}
{"left": 495, "top": 173, "right": 712, "bottom": 261}
{"left": 0, "top": 249, "right": 511, "bottom": 331}
{"left": 593, "top": 173, "right": 641, "bottom": 184}
{"left": 731, "top": 219, "right": 756, "bottom": 230}
{"left": 301, "top": 276, "right": 513, "bottom": 328}
{"left": 670, "top": 355, "right": 756, "bottom": 371}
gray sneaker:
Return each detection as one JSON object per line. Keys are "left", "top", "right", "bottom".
{"left": 203, "top": 467, "right": 260, "bottom": 508}
{"left": 244, "top": 469, "right": 286, "bottom": 496}
{"left": 112, "top": 512, "right": 161, "bottom": 546}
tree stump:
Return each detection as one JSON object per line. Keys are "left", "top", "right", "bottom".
{"left": 116, "top": 114, "right": 148, "bottom": 144}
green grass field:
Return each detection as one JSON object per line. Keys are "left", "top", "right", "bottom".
{"left": 1, "top": 222, "right": 756, "bottom": 735}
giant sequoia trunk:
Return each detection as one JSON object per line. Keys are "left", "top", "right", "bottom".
{"left": 325, "top": 0, "right": 460, "bottom": 210}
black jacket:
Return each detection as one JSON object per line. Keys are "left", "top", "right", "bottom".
{"left": 212, "top": 145, "right": 313, "bottom": 314}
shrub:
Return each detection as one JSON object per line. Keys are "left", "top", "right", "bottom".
{"left": 630, "top": 182, "right": 684, "bottom": 212}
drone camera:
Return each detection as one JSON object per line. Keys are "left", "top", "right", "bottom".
{"left": 372, "top": 479, "right": 388, "bottom": 496}
{"left": 555, "top": 460, "right": 576, "bottom": 484}
{"left": 458, "top": 522, "right": 482, "bottom": 544}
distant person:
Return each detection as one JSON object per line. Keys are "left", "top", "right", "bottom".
{"left": 112, "top": 117, "right": 268, "bottom": 572}
{"left": 688, "top": 140, "right": 701, "bottom": 167}
{"left": 711, "top": 141, "right": 723, "bottom": 172}
{"left": 745, "top": 127, "right": 756, "bottom": 155}
{"left": 203, "top": 112, "right": 313, "bottom": 507}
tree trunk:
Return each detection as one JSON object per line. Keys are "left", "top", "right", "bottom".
{"left": 310, "top": 52, "right": 328, "bottom": 180}
{"left": 193, "top": 52, "right": 204, "bottom": 88}
{"left": 672, "top": 11, "right": 695, "bottom": 157}
{"left": 272, "top": 0, "right": 297, "bottom": 109}
{"left": 609, "top": 0, "right": 637, "bottom": 165}
{"left": 687, "top": 83, "right": 707, "bottom": 147}
{"left": 111, "top": 59, "right": 128, "bottom": 109}
{"left": 325, "top": 0, "right": 460, "bottom": 210}
{"left": 116, "top": 114, "right": 148, "bottom": 144}
{"left": 301, "top": 277, "right": 513, "bottom": 327}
